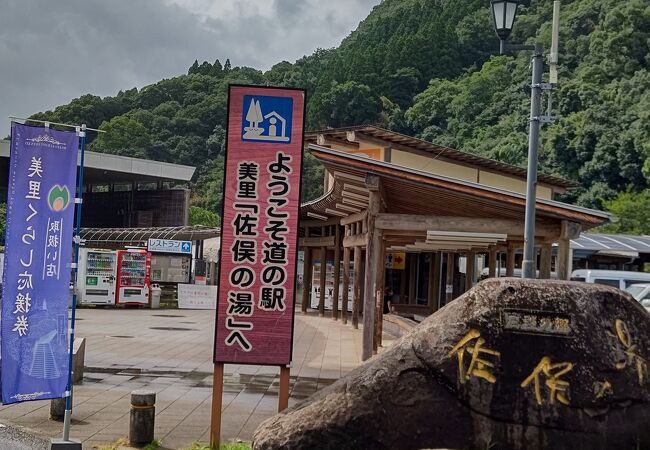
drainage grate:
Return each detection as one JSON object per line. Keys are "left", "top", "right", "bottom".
{"left": 107, "top": 335, "right": 135, "bottom": 338}
{"left": 149, "top": 327, "right": 196, "bottom": 331}
{"left": 152, "top": 314, "right": 186, "bottom": 318}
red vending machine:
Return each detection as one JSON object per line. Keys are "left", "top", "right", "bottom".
{"left": 116, "top": 249, "right": 151, "bottom": 306}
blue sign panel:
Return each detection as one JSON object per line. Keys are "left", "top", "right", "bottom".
{"left": 241, "top": 94, "right": 293, "bottom": 144}
{"left": 1, "top": 123, "right": 78, "bottom": 404}
{"left": 148, "top": 238, "right": 193, "bottom": 254}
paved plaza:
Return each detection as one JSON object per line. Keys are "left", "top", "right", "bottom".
{"left": 0, "top": 308, "right": 395, "bottom": 449}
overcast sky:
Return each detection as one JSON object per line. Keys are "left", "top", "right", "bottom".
{"left": 0, "top": 0, "right": 380, "bottom": 136}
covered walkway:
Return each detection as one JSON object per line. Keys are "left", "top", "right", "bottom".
{"left": 299, "top": 130, "right": 609, "bottom": 360}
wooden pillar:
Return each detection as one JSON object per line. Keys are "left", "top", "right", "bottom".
{"left": 374, "top": 238, "right": 385, "bottom": 352}
{"left": 408, "top": 253, "right": 417, "bottom": 304}
{"left": 506, "top": 242, "right": 516, "bottom": 277}
{"left": 557, "top": 221, "right": 580, "bottom": 280}
{"left": 445, "top": 252, "right": 455, "bottom": 304}
{"left": 488, "top": 247, "right": 497, "bottom": 278}
{"left": 465, "top": 250, "right": 476, "bottom": 292}
{"left": 399, "top": 259, "right": 407, "bottom": 301}
{"left": 362, "top": 181, "right": 380, "bottom": 361}
{"left": 332, "top": 225, "right": 341, "bottom": 320}
{"left": 318, "top": 246, "right": 327, "bottom": 317}
{"left": 557, "top": 239, "right": 570, "bottom": 280}
{"left": 341, "top": 225, "right": 351, "bottom": 325}
{"left": 540, "top": 243, "right": 552, "bottom": 279}
{"left": 352, "top": 245, "right": 361, "bottom": 329}
{"left": 427, "top": 253, "right": 440, "bottom": 314}
{"left": 301, "top": 246, "right": 313, "bottom": 312}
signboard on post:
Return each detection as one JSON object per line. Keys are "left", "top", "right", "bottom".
{"left": 1, "top": 123, "right": 79, "bottom": 404}
{"left": 178, "top": 283, "right": 218, "bottom": 309}
{"left": 214, "top": 85, "right": 305, "bottom": 366}
{"left": 148, "top": 238, "right": 192, "bottom": 254}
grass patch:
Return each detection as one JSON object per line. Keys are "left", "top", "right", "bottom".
{"left": 143, "top": 440, "right": 162, "bottom": 450}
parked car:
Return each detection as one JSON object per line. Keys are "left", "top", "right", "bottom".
{"left": 625, "top": 283, "right": 650, "bottom": 312}
{"left": 570, "top": 269, "right": 650, "bottom": 290}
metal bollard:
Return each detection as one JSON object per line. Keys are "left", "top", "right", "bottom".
{"left": 129, "top": 390, "right": 156, "bottom": 446}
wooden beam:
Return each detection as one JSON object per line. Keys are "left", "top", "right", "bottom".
{"left": 342, "top": 190, "right": 369, "bottom": 201}
{"left": 362, "top": 188, "right": 380, "bottom": 361}
{"left": 383, "top": 230, "right": 428, "bottom": 237}
{"left": 324, "top": 208, "right": 348, "bottom": 217}
{"left": 340, "top": 210, "right": 367, "bottom": 226}
{"left": 342, "top": 183, "right": 369, "bottom": 194}
{"left": 343, "top": 233, "right": 368, "bottom": 248}
{"left": 332, "top": 225, "right": 341, "bottom": 321}
{"left": 376, "top": 214, "right": 559, "bottom": 237}
{"left": 300, "top": 236, "right": 336, "bottom": 248}
{"left": 557, "top": 238, "right": 571, "bottom": 281}
{"left": 306, "top": 212, "right": 328, "bottom": 221}
{"left": 352, "top": 246, "right": 362, "bottom": 329}
{"left": 341, "top": 197, "right": 367, "bottom": 208}
{"left": 335, "top": 203, "right": 361, "bottom": 213}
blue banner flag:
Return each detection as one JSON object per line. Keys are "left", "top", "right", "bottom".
{"left": 1, "top": 123, "right": 78, "bottom": 404}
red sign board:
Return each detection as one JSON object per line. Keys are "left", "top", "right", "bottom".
{"left": 214, "top": 85, "right": 305, "bottom": 365}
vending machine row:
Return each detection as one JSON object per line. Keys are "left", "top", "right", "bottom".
{"left": 78, "top": 248, "right": 151, "bottom": 306}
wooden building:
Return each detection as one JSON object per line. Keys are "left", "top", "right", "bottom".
{"left": 298, "top": 126, "right": 610, "bottom": 360}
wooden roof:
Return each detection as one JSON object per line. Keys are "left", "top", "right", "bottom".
{"left": 305, "top": 125, "right": 578, "bottom": 190}
{"left": 301, "top": 145, "right": 609, "bottom": 229}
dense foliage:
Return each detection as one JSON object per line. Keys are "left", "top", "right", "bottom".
{"left": 27, "top": 0, "right": 650, "bottom": 224}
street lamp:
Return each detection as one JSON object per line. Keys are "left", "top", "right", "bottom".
{"left": 490, "top": 0, "right": 520, "bottom": 54}
{"left": 490, "top": 1, "right": 555, "bottom": 280}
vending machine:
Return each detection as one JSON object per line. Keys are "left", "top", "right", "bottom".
{"left": 116, "top": 249, "right": 151, "bottom": 306}
{"left": 78, "top": 249, "right": 117, "bottom": 305}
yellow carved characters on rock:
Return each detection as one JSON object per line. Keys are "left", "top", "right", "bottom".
{"left": 608, "top": 319, "right": 648, "bottom": 386}
{"left": 521, "top": 357, "right": 573, "bottom": 406}
{"left": 447, "top": 329, "right": 501, "bottom": 384}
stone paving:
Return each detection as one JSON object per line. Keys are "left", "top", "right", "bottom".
{"left": 0, "top": 308, "right": 395, "bottom": 449}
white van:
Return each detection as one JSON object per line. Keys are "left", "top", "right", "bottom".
{"left": 625, "top": 284, "right": 650, "bottom": 312}
{"left": 570, "top": 269, "right": 650, "bottom": 290}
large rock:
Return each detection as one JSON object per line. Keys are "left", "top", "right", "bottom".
{"left": 253, "top": 279, "right": 650, "bottom": 450}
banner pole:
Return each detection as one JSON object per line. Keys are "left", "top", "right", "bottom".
{"left": 62, "top": 124, "right": 86, "bottom": 442}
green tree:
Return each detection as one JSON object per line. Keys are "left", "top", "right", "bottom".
{"left": 309, "top": 81, "right": 382, "bottom": 128}
{"left": 600, "top": 190, "right": 650, "bottom": 235}
{"left": 92, "top": 116, "right": 152, "bottom": 157}
{"left": 189, "top": 206, "right": 220, "bottom": 227}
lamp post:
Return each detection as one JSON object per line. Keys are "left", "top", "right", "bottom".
{"left": 491, "top": 0, "right": 548, "bottom": 280}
